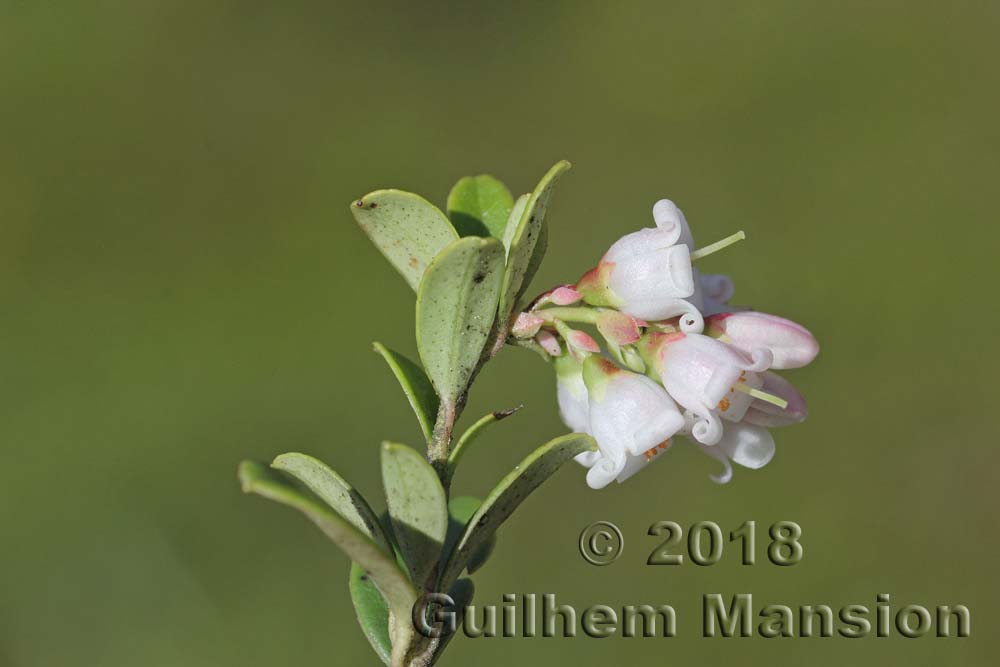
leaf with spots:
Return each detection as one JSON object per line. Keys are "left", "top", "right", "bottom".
{"left": 416, "top": 236, "right": 505, "bottom": 408}
{"left": 497, "top": 161, "right": 571, "bottom": 323}
{"left": 349, "top": 561, "right": 392, "bottom": 665}
{"left": 237, "top": 461, "right": 417, "bottom": 623}
{"left": 437, "top": 433, "right": 596, "bottom": 589}
{"left": 381, "top": 442, "right": 449, "bottom": 588}
{"left": 351, "top": 190, "right": 459, "bottom": 291}
{"left": 446, "top": 174, "right": 514, "bottom": 239}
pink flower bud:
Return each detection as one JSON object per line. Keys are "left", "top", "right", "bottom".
{"left": 706, "top": 311, "right": 818, "bottom": 369}
{"left": 512, "top": 312, "right": 544, "bottom": 339}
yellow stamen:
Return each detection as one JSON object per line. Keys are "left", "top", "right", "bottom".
{"left": 733, "top": 382, "right": 788, "bottom": 409}
{"left": 690, "top": 231, "right": 746, "bottom": 262}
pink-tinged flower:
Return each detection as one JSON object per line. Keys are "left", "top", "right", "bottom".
{"left": 743, "top": 371, "right": 808, "bottom": 428}
{"left": 576, "top": 226, "right": 699, "bottom": 324}
{"left": 582, "top": 356, "right": 685, "bottom": 489}
{"left": 648, "top": 331, "right": 772, "bottom": 446}
{"left": 705, "top": 312, "right": 819, "bottom": 369}
{"left": 695, "top": 422, "right": 776, "bottom": 484}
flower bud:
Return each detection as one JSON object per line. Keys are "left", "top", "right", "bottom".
{"left": 706, "top": 311, "right": 818, "bottom": 369}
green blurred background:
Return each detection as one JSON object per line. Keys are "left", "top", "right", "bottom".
{"left": 2, "top": 2, "right": 997, "bottom": 665}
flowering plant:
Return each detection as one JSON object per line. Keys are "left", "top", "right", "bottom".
{"left": 238, "top": 161, "right": 818, "bottom": 666}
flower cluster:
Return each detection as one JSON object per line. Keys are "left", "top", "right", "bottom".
{"left": 513, "top": 199, "right": 818, "bottom": 489}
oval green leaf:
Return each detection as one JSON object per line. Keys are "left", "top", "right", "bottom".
{"left": 372, "top": 342, "right": 440, "bottom": 445}
{"left": 351, "top": 190, "right": 459, "bottom": 291}
{"left": 444, "top": 496, "right": 498, "bottom": 576}
{"left": 271, "top": 452, "right": 391, "bottom": 552}
{"left": 446, "top": 175, "right": 514, "bottom": 239}
{"left": 438, "top": 433, "right": 596, "bottom": 588}
{"left": 381, "top": 442, "right": 449, "bottom": 587}
{"left": 501, "top": 194, "right": 530, "bottom": 254}
{"left": 238, "top": 461, "right": 417, "bottom": 621}
{"left": 349, "top": 561, "right": 391, "bottom": 666}
{"left": 416, "top": 236, "right": 505, "bottom": 407}
{"left": 497, "top": 161, "right": 571, "bottom": 321}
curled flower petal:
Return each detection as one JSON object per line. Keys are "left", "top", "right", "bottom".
{"left": 652, "top": 198, "right": 694, "bottom": 249}
{"left": 586, "top": 454, "right": 626, "bottom": 489}
{"left": 696, "top": 442, "right": 733, "bottom": 484}
{"left": 706, "top": 311, "right": 819, "bottom": 369}
{"left": 717, "top": 422, "right": 775, "bottom": 469}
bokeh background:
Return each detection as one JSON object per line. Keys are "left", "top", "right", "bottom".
{"left": 2, "top": 2, "right": 997, "bottom": 665}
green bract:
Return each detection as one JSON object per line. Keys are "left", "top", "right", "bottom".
{"left": 241, "top": 161, "right": 581, "bottom": 667}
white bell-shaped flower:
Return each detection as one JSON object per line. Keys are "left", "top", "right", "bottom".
{"left": 576, "top": 225, "right": 699, "bottom": 325}
{"left": 649, "top": 332, "right": 772, "bottom": 446}
{"left": 581, "top": 356, "right": 685, "bottom": 489}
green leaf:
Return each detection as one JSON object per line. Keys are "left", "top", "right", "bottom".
{"left": 351, "top": 190, "right": 459, "bottom": 291}
{"left": 238, "top": 461, "right": 417, "bottom": 621}
{"left": 444, "top": 496, "right": 498, "bottom": 576}
{"left": 271, "top": 452, "right": 391, "bottom": 552}
{"left": 447, "top": 406, "right": 522, "bottom": 476}
{"left": 446, "top": 175, "right": 515, "bottom": 239}
{"left": 372, "top": 342, "right": 440, "bottom": 445}
{"left": 501, "top": 194, "right": 529, "bottom": 254}
{"left": 416, "top": 236, "right": 505, "bottom": 407}
{"left": 349, "top": 562, "right": 391, "bottom": 666}
{"left": 497, "top": 160, "right": 571, "bottom": 320}
{"left": 438, "top": 433, "right": 596, "bottom": 588}
{"left": 381, "top": 442, "right": 449, "bottom": 587}
{"left": 438, "top": 578, "right": 475, "bottom": 652}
